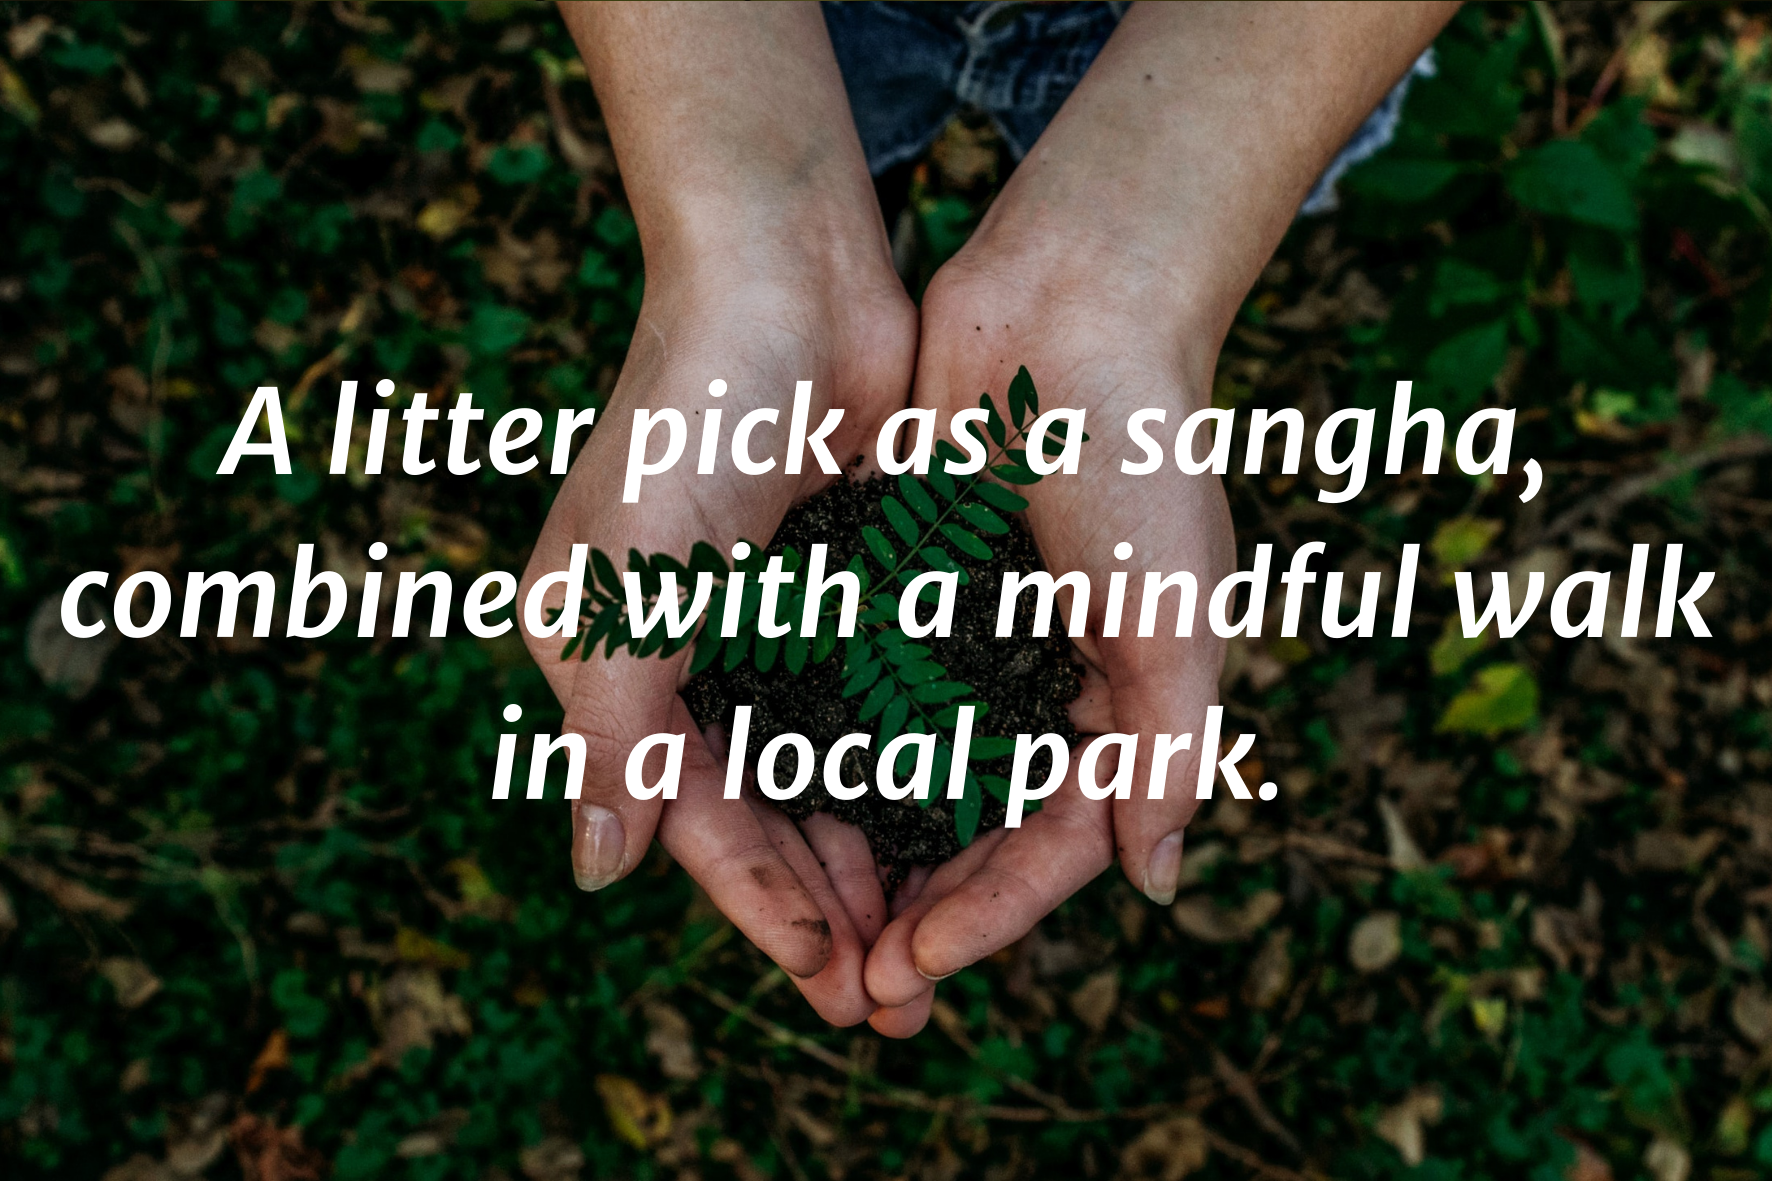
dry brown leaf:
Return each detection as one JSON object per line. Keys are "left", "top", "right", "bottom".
{"left": 98, "top": 957, "right": 161, "bottom": 1009}
{"left": 1349, "top": 912, "right": 1403, "bottom": 973}
{"left": 7, "top": 858, "right": 133, "bottom": 920}
{"left": 244, "top": 1029, "right": 289, "bottom": 1095}
{"left": 1563, "top": 1136, "right": 1614, "bottom": 1181}
{"left": 1242, "top": 927, "right": 1292, "bottom": 1010}
{"left": 1171, "top": 890, "right": 1282, "bottom": 943}
{"left": 26, "top": 595, "right": 117, "bottom": 698}
{"left": 643, "top": 1002, "right": 699, "bottom": 1081}
{"left": 518, "top": 1135, "right": 584, "bottom": 1181}
{"left": 1375, "top": 1088, "right": 1443, "bottom": 1167}
{"left": 1643, "top": 1137, "right": 1690, "bottom": 1181}
{"left": 1068, "top": 969, "right": 1120, "bottom": 1033}
{"left": 373, "top": 967, "right": 471, "bottom": 1063}
{"left": 1729, "top": 983, "right": 1772, "bottom": 1047}
{"left": 229, "top": 1112, "right": 325, "bottom": 1181}
{"left": 1116, "top": 1115, "right": 1210, "bottom": 1181}
{"left": 1378, "top": 798, "right": 1429, "bottom": 871}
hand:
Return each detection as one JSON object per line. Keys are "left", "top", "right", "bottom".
{"left": 541, "top": 2, "right": 919, "bottom": 1026}
{"left": 520, "top": 259, "right": 915, "bottom": 1025}
{"left": 860, "top": 250, "right": 1235, "bottom": 1035}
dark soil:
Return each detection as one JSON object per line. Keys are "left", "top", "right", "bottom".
{"left": 682, "top": 476, "right": 1082, "bottom": 885}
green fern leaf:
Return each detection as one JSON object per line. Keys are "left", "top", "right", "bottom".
{"left": 973, "top": 483, "right": 1029, "bottom": 512}
{"left": 881, "top": 496, "right": 919, "bottom": 545}
{"left": 899, "top": 474, "right": 939, "bottom": 521}
{"left": 940, "top": 523, "right": 992, "bottom": 559}
{"left": 862, "top": 525, "right": 896, "bottom": 568}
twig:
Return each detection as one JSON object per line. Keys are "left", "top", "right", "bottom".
{"left": 1534, "top": 433, "right": 1772, "bottom": 544}
{"left": 1212, "top": 1047, "right": 1303, "bottom": 1157}
{"left": 1282, "top": 831, "right": 1390, "bottom": 869}
{"left": 699, "top": 982, "right": 1327, "bottom": 1180}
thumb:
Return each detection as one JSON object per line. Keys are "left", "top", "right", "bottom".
{"left": 558, "top": 650, "right": 679, "bottom": 891}
{"left": 1102, "top": 649, "right": 1221, "bottom": 906}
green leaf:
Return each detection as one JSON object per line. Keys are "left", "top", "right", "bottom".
{"left": 689, "top": 632, "right": 723, "bottom": 675}
{"left": 1007, "top": 366, "right": 1037, "bottom": 428}
{"left": 935, "top": 701, "right": 986, "bottom": 727}
{"left": 862, "top": 526, "right": 896, "bottom": 568}
{"left": 969, "top": 736, "right": 1016, "bottom": 760}
{"left": 812, "top": 627, "right": 839, "bottom": 664}
{"left": 980, "top": 393, "right": 1008, "bottom": 446}
{"left": 753, "top": 634, "right": 780, "bottom": 673}
{"left": 1342, "top": 156, "right": 1465, "bottom": 204}
{"left": 955, "top": 773, "right": 982, "bottom": 846}
{"left": 979, "top": 774, "right": 1012, "bottom": 802}
{"left": 784, "top": 633, "right": 807, "bottom": 675}
{"left": 1506, "top": 139, "right": 1638, "bottom": 232}
{"left": 991, "top": 463, "right": 1040, "bottom": 485}
{"left": 843, "top": 661, "right": 881, "bottom": 698}
{"left": 927, "top": 466, "right": 957, "bottom": 502}
{"left": 940, "top": 523, "right": 993, "bottom": 560}
{"left": 592, "top": 549, "right": 623, "bottom": 598}
{"left": 910, "top": 681, "right": 972, "bottom": 704}
{"left": 722, "top": 630, "right": 750, "bottom": 672}
{"left": 974, "top": 483, "right": 1029, "bottom": 512}
{"left": 1436, "top": 662, "right": 1539, "bottom": 736}
{"left": 879, "top": 696, "right": 909, "bottom": 744}
{"left": 920, "top": 546, "right": 962, "bottom": 574}
{"left": 899, "top": 474, "right": 939, "bottom": 522}
{"left": 858, "top": 677, "right": 895, "bottom": 721}
{"left": 1423, "top": 318, "right": 1510, "bottom": 411}
{"left": 896, "top": 661, "right": 945, "bottom": 685}
{"left": 688, "top": 541, "right": 728, "bottom": 576}
{"left": 955, "top": 501, "right": 1009, "bottom": 534}
{"left": 881, "top": 496, "right": 920, "bottom": 545}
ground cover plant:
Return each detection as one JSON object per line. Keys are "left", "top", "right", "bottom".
{"left": 4, "top": 3, "right": 1772, "bottom": 1180}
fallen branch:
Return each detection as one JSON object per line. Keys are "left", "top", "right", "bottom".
{"left": 1536, "top": 433, "right": 1772, "bottom": 544}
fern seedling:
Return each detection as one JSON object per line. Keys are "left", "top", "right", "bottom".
{"left": 558, "top": 367, "right": 1082, "bottom": 849}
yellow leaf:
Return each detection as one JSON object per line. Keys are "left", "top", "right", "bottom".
{"left": 594, "top": 1074, "right": 671, "bottom": 1151}
{"left": 1429, "top": 517, "right": 1502, "bottom": 581}
{"left": 416, "top": 199, "right": 468, "bottom": 240}
{"left": 395, "top": 928, "right": 470, "bottom": 971}
{"left": 1429, "top": 613, "right": 1495, "bottom": 676}
{"left": 1437, "top": 663, "right": 1540, "bottom": 737}
{"left": 1469, "top": 995, "right": 1508, "bottom": 1037}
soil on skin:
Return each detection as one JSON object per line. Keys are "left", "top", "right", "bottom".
{"left": 682, "top": 476, "right": 1082, "bottom": 887}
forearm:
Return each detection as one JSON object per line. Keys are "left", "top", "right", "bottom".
{"left": 965, "top": 1, "right": 1457, "bottom": 357}
{"left": 557, "top": 1, "right": 891, "bottom": 279}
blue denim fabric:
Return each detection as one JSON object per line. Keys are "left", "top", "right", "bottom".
{"left": 821, "top": 0, "right": 1433, "bottom": 215}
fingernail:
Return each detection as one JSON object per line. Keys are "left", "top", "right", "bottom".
{"left": 917, "top": 966, "right": 959, "bottom": 983}
{"left": 1142, "top": 830, "right": 1185, "bottom": 906}
{"left": 572, "top": 804, "right": 626, "bottom": 892}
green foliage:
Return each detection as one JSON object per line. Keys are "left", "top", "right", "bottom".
{"left": 563, "top": 368, "right": 1063, "bottom": 845}
{"left": 3, "top": 5, "right": 1769, "bottom": 1181}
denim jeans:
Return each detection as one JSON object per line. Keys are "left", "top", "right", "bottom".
{"left": 822, "top": 0, "right": 1433, "bottom": 215}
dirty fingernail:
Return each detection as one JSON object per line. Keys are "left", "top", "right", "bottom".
{"left": 572, "top": 804, "right": 625, "bottom": 892}
{"left": 1142, "top": 830, "right": 1184, "bottom": 906}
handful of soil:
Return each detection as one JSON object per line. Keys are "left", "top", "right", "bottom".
{"left": 682, "top": 475, "right": 1082, "bottom": 887}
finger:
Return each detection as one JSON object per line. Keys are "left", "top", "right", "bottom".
{"left": 905, "top": 786, "right": 1113, "bottom": 984}
{"left": 890, "top": 864, "right": 934, "bottom": 918}
{"left": 867, "top": 988, "right": 934, "bottom": 1038}
{"left": 800, "top": 813, "right": 889, "bottom": 947}
{"left": 864, "top": 827, "right": 1010, "bottom": 1007}
{"left": 656, "top": 708, "right": 834, "bottom": 980}
{"left": 558, "top": 653, "right": 682, "bottom": 891}
{"left": 751, "top": 805, "right": 875, "bottom": 1026}
{"left": 1101, "top": 636, "right": 1222, "bottom": 905}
